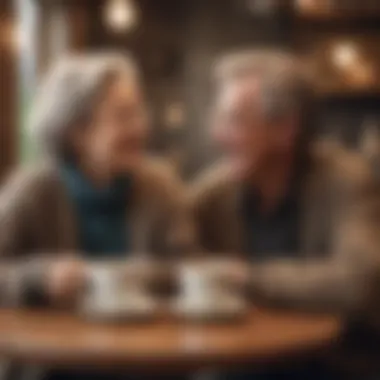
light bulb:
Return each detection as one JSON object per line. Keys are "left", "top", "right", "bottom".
{"left": 295, "top": 0, "right": 317, "bottom": 12}
{"left": 104, "top": 0, "right": 138, "bottom": 33}
{"left": 332, "top": 43, "right": 358, "bottom": 69}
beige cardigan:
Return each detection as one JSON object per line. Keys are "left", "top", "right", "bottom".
{"left": 0, "top": 157, "right": 194, "bottom": 306}
{"left": 191, "top": 145, "right": 380, "bottom": 326}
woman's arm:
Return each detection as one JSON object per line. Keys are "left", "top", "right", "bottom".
{"left": 0, "top": 168, "right": 84, "bottom": 307}
{"left": 0, "top": 168, "right": 45, "bottom": 305}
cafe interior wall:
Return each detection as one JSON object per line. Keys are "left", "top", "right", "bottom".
{"left": 91, "top": 0, "right": 293, "bottom": 177}
{"left": 0, "top": 0, "right": 17, "bottom": 181}
{"left": 90, "top": 0, "right": 380, "bottom": 178}
{"left": 9, "top": 0, "right": 380, "bottom": 180}
{"left": 296, "top": 13, "right": 380, "bottom": 151}
{"left": 88, "top": 0, "right": 187, "bottom": 173}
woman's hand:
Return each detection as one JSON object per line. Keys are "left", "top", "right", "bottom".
{"left": 46, "top": 258, "right": 86, "bottom": 305}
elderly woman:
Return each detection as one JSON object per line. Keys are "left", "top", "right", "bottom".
{"left": 0, "top": 53, "right": 193, "bottom": 308}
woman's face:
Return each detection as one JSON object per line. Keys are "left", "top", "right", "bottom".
{"left": 74, "top": 75, "right": 149, "bottom": 175}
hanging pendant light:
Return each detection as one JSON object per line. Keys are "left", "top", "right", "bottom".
{"left": 104, "top": 0, "right": 139, "bottom": 33}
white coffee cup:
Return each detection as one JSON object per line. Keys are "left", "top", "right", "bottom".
{"left": 180, "top": 266, "right": 216, "bottom": 306}
{"left": 86, "top": 265, "right": 123, "bottom": 308}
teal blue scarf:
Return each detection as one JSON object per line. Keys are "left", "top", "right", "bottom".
{"left": 60, "top": 164, "right": 131, "bottom": 258}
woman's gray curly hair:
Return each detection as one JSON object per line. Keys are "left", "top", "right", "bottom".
{"left": 29, "top": 52, "right": 140, "bottom": 158}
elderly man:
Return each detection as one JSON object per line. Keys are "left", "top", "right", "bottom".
{"left": 191, "top": 50, "right": 380, "bottom": 378}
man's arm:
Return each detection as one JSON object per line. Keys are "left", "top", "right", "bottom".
{"left": 249, "top": 257, "right": 376, "bottom": 313}
{"left": 160, "top": 165, "right": 197, "bottom": 256}
{"left": 139, "top": 159, "right": 197, "bottom": 257}
{"left": 249, "top": 176, "right": 380, "bottom": 315}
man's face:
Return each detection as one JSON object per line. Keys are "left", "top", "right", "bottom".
{"left": 212, "top": 78, "right": 298, "bottom": 180}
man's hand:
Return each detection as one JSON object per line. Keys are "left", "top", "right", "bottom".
{"left": 46, "top": 258, "right": 86, "bottom": 305}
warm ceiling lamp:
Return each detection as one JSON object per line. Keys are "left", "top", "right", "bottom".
{"left": 104, "top": 0, "right": 139, "bottom": 33}
{"left": 332, "top": 42, "right": 358, "bottom": 69}
{"left": 295, "top": 0, "right": 318, "bottom": 12}
{"left": 295, "top": 0, "right": 332, "bottom": 15}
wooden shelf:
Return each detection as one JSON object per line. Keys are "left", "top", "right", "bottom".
{"left": 316, "top": 90, "right": 380, "bottom": 100}
{"left": 294, "top": 0, "right": 380, "bottom": 22}
{"left": 296, "top": 11, "right": 380, "bottom": 21}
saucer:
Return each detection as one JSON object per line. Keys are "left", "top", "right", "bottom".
{"left": 172, "top": 293, "right": 248, "bottom": 322}
{"left": 80, "top": 292, "right": 160, "bottom": 322}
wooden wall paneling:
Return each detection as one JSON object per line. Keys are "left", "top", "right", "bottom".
{"left": 0, "top": 0, "right": 17, "bottom": 180}
{"left": 65, "top": 1, "right": 90, "bottom": 51}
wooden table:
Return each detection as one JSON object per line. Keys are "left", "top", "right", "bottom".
{"left": 0, "top": 308, "right": 341, "bottom": 372}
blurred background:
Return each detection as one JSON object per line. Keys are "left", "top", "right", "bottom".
{"left": 2, "top": 0, "right": 380, "bottom": 180}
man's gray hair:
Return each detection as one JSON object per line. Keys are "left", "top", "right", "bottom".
{"left": 29, "top": 52, "right": 139, "bottom": 158}
{"left": 214, "top": 50, "right": 314, "bottom": 122}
